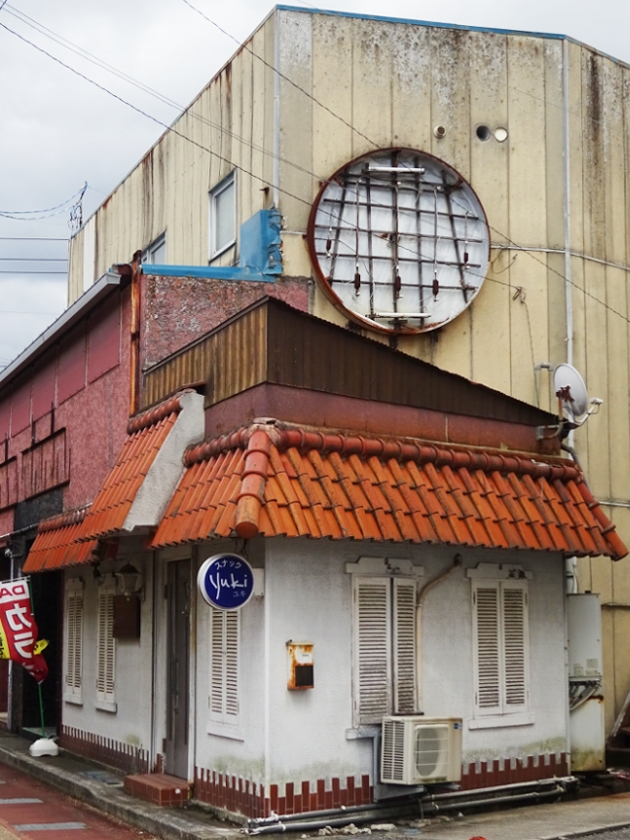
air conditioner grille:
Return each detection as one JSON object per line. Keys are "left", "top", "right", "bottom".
{"left": 381, "top": 719, "right": 405, "bottom": 781}
{"left": 414, "top": 724, "right": 447, "bottom": 777}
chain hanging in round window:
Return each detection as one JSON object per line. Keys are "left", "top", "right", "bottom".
{"left": 307, "top": 148, "right": 490, "bottom": 334}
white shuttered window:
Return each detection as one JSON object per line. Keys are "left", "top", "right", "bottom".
{"left": 64, "top": 579, "right": 84, "bottom": 703}
{"left": 209, "top": 607, "right": 239, "bottom": 724}
{"left": 354, "top": 577, "right": 417, "bottom": 725}
{"left": 472, "top": 580, "right": 529, "bottom": 718}
{"left": 96, "top": 583, "right": 116, "bottom": 709}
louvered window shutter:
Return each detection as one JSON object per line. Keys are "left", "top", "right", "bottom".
{"left": 96, "top": 587, "right": 116, "bottom": 704}
{"left": 473, "top": 580, "right": 529, "bottom": 717}
{"left": 474, "top": 585, "right": 501, "bottom": 713}
{"left": 65, "top": 581, "right": 83, "bottom": 700}
{"left": 502, "top": 583, "right": 528, "bottom": 712}
{"left": 355, "top": 578, "right": 391, "bottom": 724}
{"left": 209, "top": 607, "right": 240, "bottom": 723}
{"left": 393, "top": 579, "right": 416, "bottom": 714}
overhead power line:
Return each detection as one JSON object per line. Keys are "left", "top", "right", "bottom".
{"left": 0, "top": 236, "right": 68, "bottom": 242}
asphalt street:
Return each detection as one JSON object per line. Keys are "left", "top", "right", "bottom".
{"left": 0, "top": 763, "right": 157, "bottom": 840}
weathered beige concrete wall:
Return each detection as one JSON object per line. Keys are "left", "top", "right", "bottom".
{"left": 68, "top": 13, "right": 278, "bottom": 302}
{"left": 68, "top": 7, "right": 630, "bottom": 732}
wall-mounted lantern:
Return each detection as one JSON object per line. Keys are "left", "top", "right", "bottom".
{"left": 115, "top": 562, "right": 143, "bottom": 599}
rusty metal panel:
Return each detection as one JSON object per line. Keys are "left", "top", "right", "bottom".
{"left": 21, "top": 430, "right": 69, "bottom": 501}
{"left": 0, "top": 458, "right": 18, "bottom": 511}
{"left": 143, "top": 304, "right": 268, "bottom": 409}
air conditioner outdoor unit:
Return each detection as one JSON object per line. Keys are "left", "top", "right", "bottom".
{"left": 381, "top": 716, "right": 462, "bottom": 785}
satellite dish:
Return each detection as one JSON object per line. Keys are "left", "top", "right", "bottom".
{"left": 553, "top": 364, "right": 589, "bottom": 421}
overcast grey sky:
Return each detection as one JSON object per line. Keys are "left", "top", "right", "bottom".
{"left": 1, "top": 0, "right": 629, "bottom": 369}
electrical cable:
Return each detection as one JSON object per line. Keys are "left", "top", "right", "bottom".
{"left": 0, "top": 184, "right": 85, "bottom": 217}
{"left": 0, "top": 19, "right": 315, "bottom": 212}
{"left": 5, "top": 4, "right": 629, "bottom": 337}
{"left": 2, "top": 5, "right": 326, "bottom": 186}
{"left": 179, "top": 0, "right": 379, "bottom": 151}
{"left": 0, "top": 237, "right": 68, "bottom": 242}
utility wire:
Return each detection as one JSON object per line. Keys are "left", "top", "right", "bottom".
{"left": 179, "top": 0, "right": 378, "bottom": 151}
{"left": 5, "top": 4, "right": 630, "bottom": 335}
{"left": 0, "top": 236, "right": 68, "bottom": 242}
{"left": 0, "top": 19, "right": 315, "bottom": 211}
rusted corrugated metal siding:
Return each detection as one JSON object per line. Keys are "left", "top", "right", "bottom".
{"left": 143, "top": 304, "right": 268, "bottom": 408}
{"left": 143, "top": 298, "right": 555, "bottom": 427}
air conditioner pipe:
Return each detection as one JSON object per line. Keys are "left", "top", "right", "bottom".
{"left": 246, "top": 785, "right": 567, "bottom": 835}
{"left": 419, "top": 784, "right": 565, "bottom": 816}
{"left": 247, "top": 795, "right": 421, "bottom": 828}
{"left": 427, "top": 777, "right": 571, "bottom": 800}
{"left": 246, "top": 778, "right": 574, "bottom": 834}
{"left": 246, "top": 804, "right": 419, "bottom": 836}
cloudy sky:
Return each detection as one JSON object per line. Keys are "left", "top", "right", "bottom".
{"left": 1, "top": 0, "right": 629, "bottom": 369}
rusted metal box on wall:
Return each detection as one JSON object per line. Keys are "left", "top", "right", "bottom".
{"left": 287, "top": 642, "right": 314, "bottom": 690}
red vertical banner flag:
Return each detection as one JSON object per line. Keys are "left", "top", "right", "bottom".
{"left": 0, "top": 579, "right": 48, "bottom": 683}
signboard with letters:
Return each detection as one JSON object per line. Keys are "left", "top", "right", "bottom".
{"left": 197, "top": 554, "right": 254, "bottom": 610}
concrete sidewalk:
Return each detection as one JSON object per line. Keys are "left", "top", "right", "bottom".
{"left": 0, "top": 731, "right": 629, "bottom": 840}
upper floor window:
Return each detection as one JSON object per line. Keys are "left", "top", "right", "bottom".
{"left": 142, "top": 233, "right": 166, "bottom": 265}
{"left": 209, "top": 173, "right": 236, "bottom": 259}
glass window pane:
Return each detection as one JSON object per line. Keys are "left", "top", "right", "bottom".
{"left": 214, "top": 178, "right": 235, "bottom": 253}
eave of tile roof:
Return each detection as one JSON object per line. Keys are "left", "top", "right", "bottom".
{"left": 23, "top": 506, "right": 98, "bottom": 572}
{"left": 150, "top": 423, "right": 628, "bottom": 560}
{"left": 76, "top": 395, "right": 184, "bottom": 541}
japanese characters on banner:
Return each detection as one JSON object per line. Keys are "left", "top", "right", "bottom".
{"left": 0, "top": 579, "right": 48, "bottom": 684}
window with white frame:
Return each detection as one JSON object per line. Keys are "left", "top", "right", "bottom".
{"left": 209, "top": 172, "right": 236, "bottom": 259}
{"left": 353, "top": 576, "right": 417, "bottom": 725}
{"left": 471, "top": 576, "right": 530, "bottom": 722}
{"left": 142, "top": 232, "right": 166, "bottom": 265}
{"left": 209, "top": 606, "right": 239, "bottom": 724}
{"left": 96, "top": 580, "right": 116, "bottom": 711}
{"left": 64, "top": 578, "right": 84, "bottom": 704}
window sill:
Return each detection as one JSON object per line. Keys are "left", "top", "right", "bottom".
{"left": 345, "top": 726, "right": 380, "bottom": 740}
{"left": 63, "top": 694, "right": 83, "bottom": 706}
{"left": 206, "top": 721, "right": 244, "bottom": 741}
{"left": 209, "top": 241, "right": 236, "bottom": 263}
{"left": 468, "top": 712, "right": 534, "bottom": 730}
{"left": 95, "top": 700, "right": 118, "bottom": 714}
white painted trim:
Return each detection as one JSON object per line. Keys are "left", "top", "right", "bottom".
{"left": 95, "top": 700, "right": 118, "bottom": 714}
{"left": 346, "top": 557, "right": 424, "bottom": 577}
{"left": 466, "top": 563, "right": 533, "bottom": 581}
{"left": 468, "top": 712, "right": 534, "bottom": 729}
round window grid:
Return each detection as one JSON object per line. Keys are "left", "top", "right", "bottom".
{"left": 307, "top": 148, "right": 491, "bottom": 334}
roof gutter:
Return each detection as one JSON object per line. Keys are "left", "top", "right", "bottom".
{"left": 0, "top": 270, "right": 128, "bottom": 392}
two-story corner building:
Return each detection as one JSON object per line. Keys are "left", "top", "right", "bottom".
{"left": 65, "top": 6, "right": 630, "bottom": 737}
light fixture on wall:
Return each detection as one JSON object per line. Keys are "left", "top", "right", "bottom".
{"left": 115, "top": 562, "right": 143, "bottom": 599}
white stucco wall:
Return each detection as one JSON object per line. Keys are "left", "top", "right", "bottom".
{"left": 189, "top": 537, "right": 568, "bottom": 791}
{"left": 62, "top": 555, "right": 154, "bottom": 754}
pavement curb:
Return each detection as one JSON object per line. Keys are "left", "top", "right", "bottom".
{"left": 0, "top": 740, "right": 236, "bottom": 840}
{"left": 538, "top": 821, "right": 630, "bottom": 840}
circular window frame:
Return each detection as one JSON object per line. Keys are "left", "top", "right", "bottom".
{"left": 306, "top": 147, "right": 491, "bottom": 335}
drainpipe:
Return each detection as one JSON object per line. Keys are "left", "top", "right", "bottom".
{"left": 416, "top": 555, "right": 463, "bottom": 709}
{"left": 562, "top": 38, "right": 573, "bottom": 369}
{"left": 129, "top": 251, "right": 142, "bottom": 417}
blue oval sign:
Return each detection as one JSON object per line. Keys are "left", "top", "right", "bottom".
{"left": 197, "top": 554, "right": 254, "bottom": 610}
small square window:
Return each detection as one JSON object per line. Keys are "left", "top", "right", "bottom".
{"left": 209, "top": 173, "right": 236, "bottom": 259}
{"left": 142, "top": 233, "right": 166, "bottom": 265}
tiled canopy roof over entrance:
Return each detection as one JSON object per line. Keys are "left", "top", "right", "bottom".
{"left": 23, "top": 506, "right": 97, "bottom": 572}
{"left": 150, "top": 424, "right": 628, "bottom": 560}
{"left": 77, "top": 396, "right": 183, "bottom": 541}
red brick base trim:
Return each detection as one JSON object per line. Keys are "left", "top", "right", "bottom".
{"left": 194, "top": 754, "right": 569, "bottom": 819}
{"left": 460, "top": 752, "right": 569, "bottom": 790}
{"left": 59, "top": 726, "right": 150, "bottom": 775}
{"left": 193, "top": 770, "right": 374, "bottom": 818}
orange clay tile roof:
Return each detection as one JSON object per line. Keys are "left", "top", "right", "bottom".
{"left": 150, "top": 425, "right": 628, "bottom": 560}
{"left": 77, "top": 396, "right": 183, "bottom": 541}
{"left": 23, "top": 506, "right": 98, "bottom": 572}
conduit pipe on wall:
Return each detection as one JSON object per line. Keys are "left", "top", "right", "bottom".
{"left": 415, "top": 554, "right": 463, "bottom": 709}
